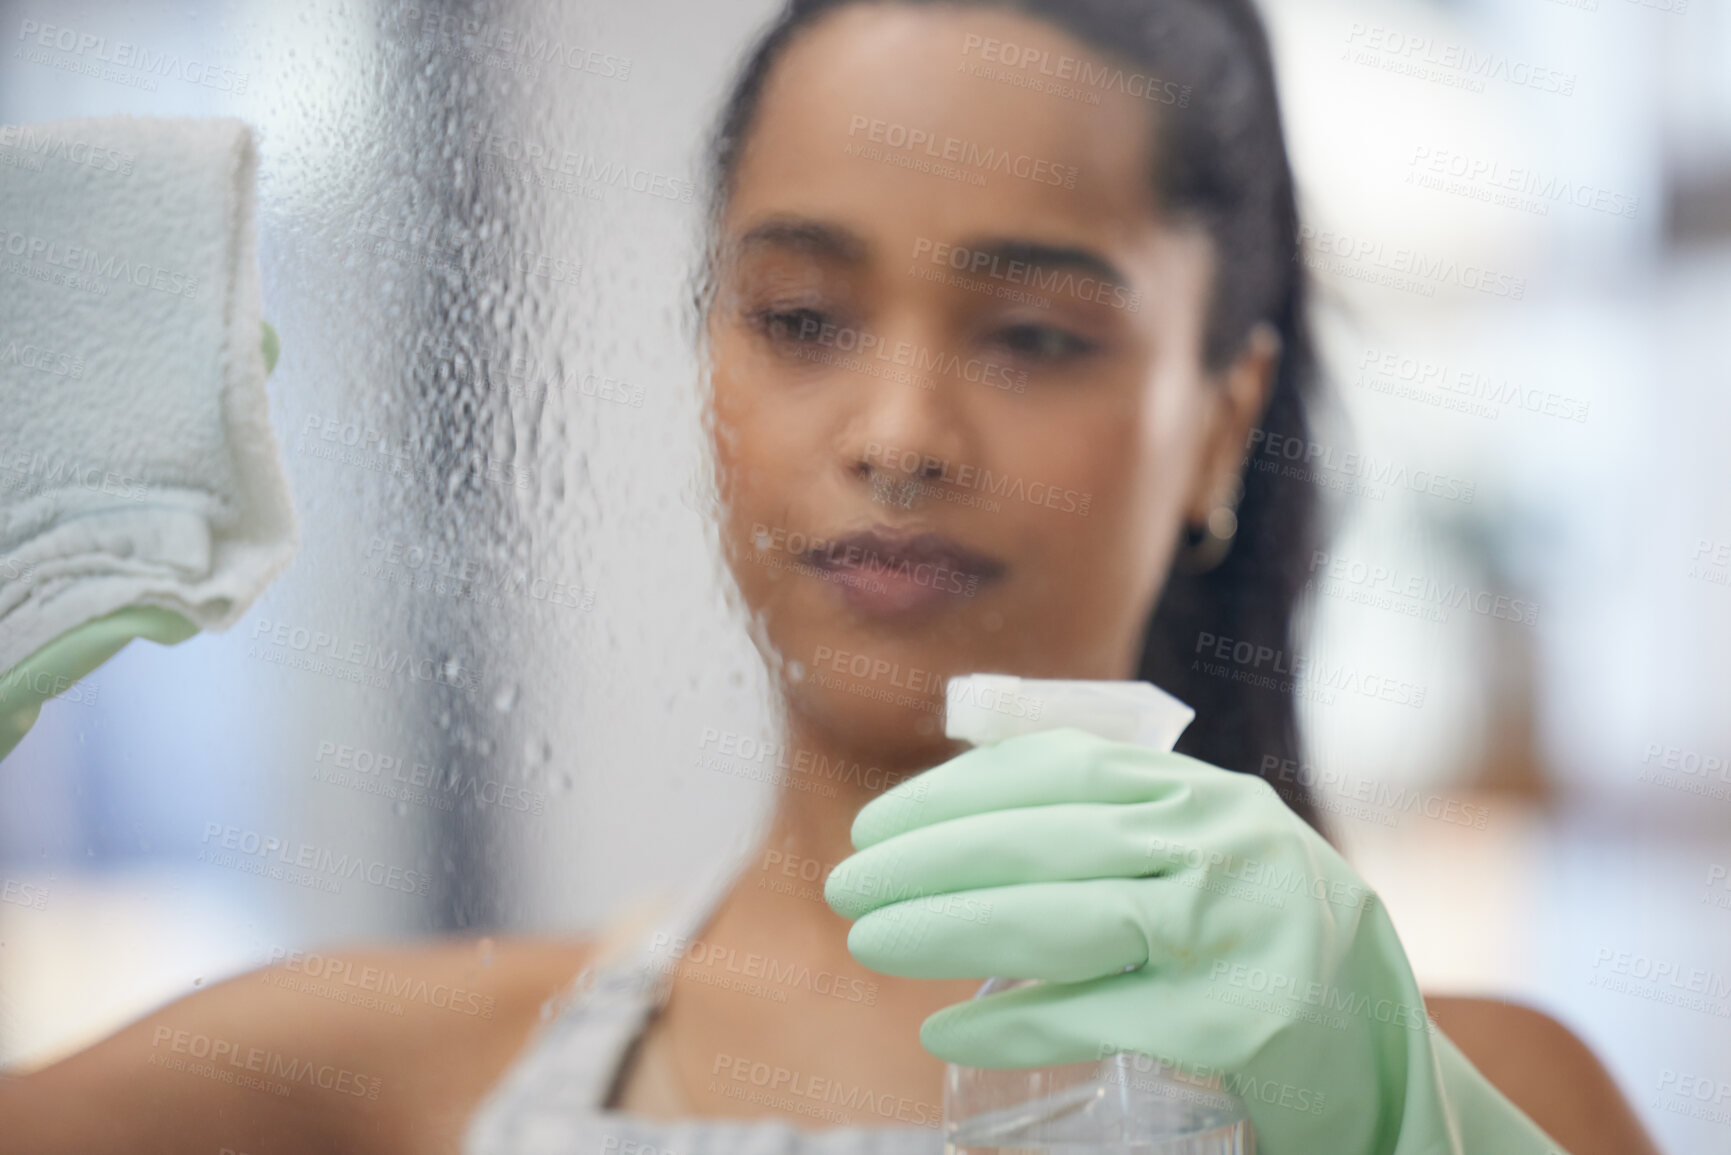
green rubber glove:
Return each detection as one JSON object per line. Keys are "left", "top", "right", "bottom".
{"left": 0, "top": 605, "right": 200, "bottom": 760}
{"left": 825, "top": 728, "right": 1571, "bottom": 1155}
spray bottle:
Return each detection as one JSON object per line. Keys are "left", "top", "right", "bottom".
{"left": 941, "top": 673, "right": 1254, "bottom": 1155}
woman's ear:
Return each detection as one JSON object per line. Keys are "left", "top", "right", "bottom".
{"left": 1184, "top": 321, "right": 1283, "bottom": 527}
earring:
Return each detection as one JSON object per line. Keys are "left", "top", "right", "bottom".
{"left": 1176, "top": 476, "right": 1242, "bottom": 574}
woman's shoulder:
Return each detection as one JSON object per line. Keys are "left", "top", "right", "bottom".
{"left": 251, "top": 932, "right": 605, "bottom": 1155}
{"left": 0, "top": 932, "right": 599, "bottom": 1155}
{"left": 1425, "top": 994, "right": 1660, "bottom": 1155}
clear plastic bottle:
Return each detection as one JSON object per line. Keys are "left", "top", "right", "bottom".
{"left": 941, "top": 674, "right": 1255, "bottom": 1155}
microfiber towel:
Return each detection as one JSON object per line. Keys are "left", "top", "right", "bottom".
{"left": 0, "top": 115, "right": 297, "bottom": 675}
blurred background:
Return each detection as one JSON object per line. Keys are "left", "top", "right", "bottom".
{"left": 1, "top": 0, "right": 1728, "bottom": 1149}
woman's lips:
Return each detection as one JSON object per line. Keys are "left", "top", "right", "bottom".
{"left": 802, "top": 526, "right": 1006, "bottom": 618}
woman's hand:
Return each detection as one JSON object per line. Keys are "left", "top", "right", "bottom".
{"left": 824, "top": 728, "right": 1570, "bottom": 1155}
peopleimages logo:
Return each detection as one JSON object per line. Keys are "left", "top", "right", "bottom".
{"left": 1247, "top": 430, "right": 1477, "bottom": 505}
{"left": 313, "top": 740, "right": 547, "bottom": 816}
{"left": 1406, "top": 145, "right": 1639, "bottom": 219}
{"left": 261, "top": 945, "right": 497, "bottom": 1018}
{"left": 1652, "top": 1069, "right": 1731, "bottom": 1129}
{"left": 710, "top": 1051, "right": 940, "bottom": 1129}
{"left": 248, "top": 616, "right": 483, "bottom": 695}
{"left": 1635, "top": 741, "right": 1731, "bottom": 804}
{"left": 1259, "top": 755, "right": 1491, "bottom": 831}
{"left": 862, "top": 443, "right": 1092, "bottom": 516}
{"left": 470, "top": 126, "right": 694, "bottom": 203}
{"left": 17, "top": 19, "right": 250, "bottom": 93}
{"left": 1341, "top": 22, "right": 1576, "bottom": 97}
{"left": 344, "top": 207, "right": 582, "bottom": 287}
{"left": 0, "top": 338, "right": 85, "bottom": 378}
{"left": 148, "top": 1027, "right": 381, "bottom": 1098}
{"left": 0, "top": 665, "right": 99, "bottom": 709}
{"left": 0, "top": 124, "right": 134, "bottom": 175}
{"left": 0, "top": 878, "right": 49, "bottom": 911}
{"left": 959, "top": 33, "right": 1191, "bottom": 106}
{"left": 0, "top": 447, "right": 150, "bottom": 507}
{"left": 1354, "top": 345, "right": 1590, "bottom": 424}
{"left": 1307, "top": 550, "right": 1538, "bottom": 628}
{"left": 845, "top": 115, "right": 1078, "bottom": 189}
{"left": 0, "top": 226, "right": 200, "bottom": 299}
{"left": 398, "top": 6, "right": 632, "bottom": 80}
{"left": 1297, "top": 224, "right": 1525, "bottom": 301}
{"left": 763, "top": 315, "right": 1028, "bottom": 394}
{"left": 1193, "top": 631, "right": 1427, "bottom": 709}
{"left": 1588, "top": 945, "right": 1731, "bottom": 1015}
{"left": 1689, "top": 539, "right": 1731, "bottom": 590}
{"left": 1207, "top": 960, "right": 1431, "bottom": 1031}
{"left": 648, "top": 932, "right": 881, "bottom": 1007}
{"left": 199, "top": 822, "right": 431, "bottom": 897}
{"left": 695, "top": 727, "right": 925, "bottom": 795}
{"left": 809, "top": 646, "right": 945, "bottom": 696}
{"left": 911, "top": 238, "right": 1140, "bottom": 312}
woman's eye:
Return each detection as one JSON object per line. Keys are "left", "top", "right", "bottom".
{"left": 993, "top": 322, "right": 1097, "bottom": 362}
{"left": 751, "top": 306, "right": 830, "bottom": 344}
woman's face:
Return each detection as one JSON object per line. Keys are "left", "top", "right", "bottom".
{"left": 708, "top": 4, "right": 1275, "bottom": 765}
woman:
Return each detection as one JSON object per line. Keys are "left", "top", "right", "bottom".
{"left": 0, "top": 1, "right": 1659, "bottom": 1153}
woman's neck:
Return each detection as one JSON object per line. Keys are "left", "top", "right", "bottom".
{"left": 700, "top": 707, "right": 955, "bottom": 970}
{"left": 758, "top": 708, "right": 950, "bottom": 878}
{"left": 630, "top": 707, "right": 982, "bottom": 1126}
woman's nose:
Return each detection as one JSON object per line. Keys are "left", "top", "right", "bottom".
{"left": 835, "top": 320, "right": 974, "bottom": 503}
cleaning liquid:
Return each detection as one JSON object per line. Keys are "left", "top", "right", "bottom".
{"left": 940, "top": 674, "right": 1254, "bottom": 1155}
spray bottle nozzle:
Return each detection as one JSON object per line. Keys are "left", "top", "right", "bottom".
{"left": 943, "top": 673, "right": 1196, "bottom": 752}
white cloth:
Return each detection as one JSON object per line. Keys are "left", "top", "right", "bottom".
{"left": 0, "top": 115, "right": 297, "bottom": 673}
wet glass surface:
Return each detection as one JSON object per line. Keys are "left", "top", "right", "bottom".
{"left": 1, "top": 2, "right": 1728, "bottom": 1152}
